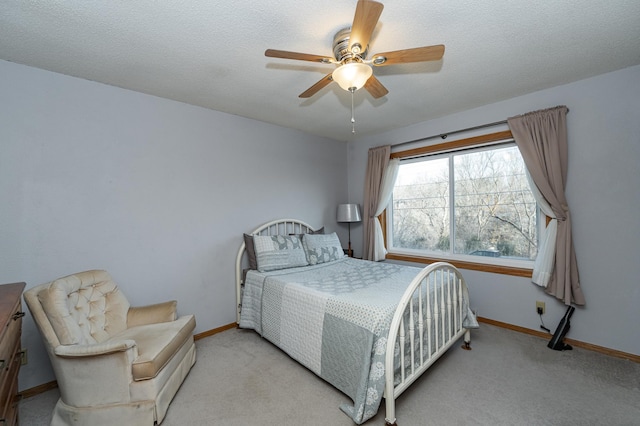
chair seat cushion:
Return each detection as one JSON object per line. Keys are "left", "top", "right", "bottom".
{"left": 108, "top": 315, "right": 196, "bottom": 381}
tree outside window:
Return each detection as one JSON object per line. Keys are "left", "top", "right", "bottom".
{"left": 389, "top": 143, "right": 537, "bottom": 264}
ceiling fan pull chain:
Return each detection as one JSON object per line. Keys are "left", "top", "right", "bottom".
{"left": 350, "top": 87, "right": 356, "bottom": 134}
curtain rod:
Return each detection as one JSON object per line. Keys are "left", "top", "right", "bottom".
{"left": 392, "top": 106, "right": 570, "bottom": 150}
{"left": 392, "top": 119, "right": 508, "bottom": 149}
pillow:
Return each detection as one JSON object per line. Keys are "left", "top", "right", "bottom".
{"left": 243, "top": 233, "right": 258, "bottom": 270}
{"left": 302, "top": 232, "right": 345, "bottom": 265}
{"left": 253, "top": 234, "right": 309, "bottom": 272}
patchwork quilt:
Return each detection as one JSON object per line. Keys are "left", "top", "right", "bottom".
{"left": 239, "top": 258, "right": 476, "bottom": 424}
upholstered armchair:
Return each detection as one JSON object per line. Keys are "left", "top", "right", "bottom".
{"left": 23, "top": 270, "right": 196, "bottom": 425}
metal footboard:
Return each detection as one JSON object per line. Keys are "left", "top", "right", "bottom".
{"left": 383, "top": 262, "right": 472, "bottom": 426}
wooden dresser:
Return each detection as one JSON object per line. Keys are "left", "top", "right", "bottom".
{"left": 0, "top": 282, "right": 25, "bottom": 426}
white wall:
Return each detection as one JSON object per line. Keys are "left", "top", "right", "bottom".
{"left": 348, "top": 65, "right": 640, "bottom": 356}
{"left": 0, "top": 60, "right": 348, "bottom": 390}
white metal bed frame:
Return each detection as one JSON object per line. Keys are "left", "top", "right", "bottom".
{"left": 235, "top": 218, "right": 472, "bottom": 426}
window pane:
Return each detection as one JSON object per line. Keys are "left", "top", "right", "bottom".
{"left": 392, "top": 158, "right": 450, "bottom": 253}
{"left": 389, "top": 143, "right": 538, "bottom": 263}
{"left": 453, "top": 146, "right": 537, "bottom": 260}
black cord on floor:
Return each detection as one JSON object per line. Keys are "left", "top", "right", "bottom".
{"left": 539, "top": 313, "right": 551, "bottom": 333}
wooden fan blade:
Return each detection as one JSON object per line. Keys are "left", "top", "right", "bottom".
{"left": 349, "top": 0, "right": 384, "bottom": 54}
{"left": 265, "top": 49, "right": 333, "bottom": 64}
{"left": 364, "top": 75, "right": 388, "bottom": 99}
{"left": 371, "top": 45, "right": 445, "bottom": 66}
{"left": 299, "top": 73, "right": 334, "bottom": 98}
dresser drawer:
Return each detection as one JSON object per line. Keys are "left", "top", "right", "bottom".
{"left": 0, "top": 337, "right": 20, "bottom": 425}
{"left": 0, "top": 283, "right": 25, "bottom": 426}
{"left": 0, "top": 376, "right": 18, "bottom": 426}
{"left": 0, "top": 311, "right": 21, "bottom": 372}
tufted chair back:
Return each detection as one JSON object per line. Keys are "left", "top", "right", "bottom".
{"left": 36, "top": 270, "right": 130, "bottom": 345}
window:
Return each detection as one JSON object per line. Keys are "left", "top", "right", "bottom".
{"left": 387, "top": 133, "right": 539, "bottom": 273}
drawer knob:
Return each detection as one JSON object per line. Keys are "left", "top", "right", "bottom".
{"left": 12, "top": 311, "right": 25, "bottom": 321}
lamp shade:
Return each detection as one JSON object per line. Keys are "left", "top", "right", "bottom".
{"left": 336, "top": 203, "right": 362, "bottom": 223}
{"left": 332, "top": 63, "right": 373, "bottom": 91}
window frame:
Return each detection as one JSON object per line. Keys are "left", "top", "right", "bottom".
{"left": 383, "top": 130, "right": 537, "bottom": 277}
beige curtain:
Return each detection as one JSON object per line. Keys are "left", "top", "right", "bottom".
{"left": 508, "top": 106, "right": 585, "bottom": 305}
{"left": 363, "top": 145, "right": 390, "bottom": 261}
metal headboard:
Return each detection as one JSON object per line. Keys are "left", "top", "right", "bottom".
{"left": 235, "top": 218, "right": 315, "bottom": 323}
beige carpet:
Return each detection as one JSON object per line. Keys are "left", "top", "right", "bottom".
{"left": 20, "top": 324, "right": 640, "bottom": 425}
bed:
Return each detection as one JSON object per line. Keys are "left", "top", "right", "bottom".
{"left": 235, "top": 218, "right": 478, "bottom": 425}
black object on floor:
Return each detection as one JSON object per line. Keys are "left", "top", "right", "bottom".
{"left": 548, "top": 306, "right": 575, "bottom": 351}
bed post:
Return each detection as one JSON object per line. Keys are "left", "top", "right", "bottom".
{"left": 462, "top": 329, "right": 472, "bottom": 350}
{"left": 235, "top": 240, "right": 245, "bottom": 324}
{"left": 384, "top": 395, "right": 398, "bottom": 426}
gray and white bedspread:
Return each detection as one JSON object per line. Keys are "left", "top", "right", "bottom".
{"left": 239, "top": 257, "right": 476, "bottom": 424}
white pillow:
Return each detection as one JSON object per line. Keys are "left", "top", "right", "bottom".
{"left": 302, "top": 232, "right": 345, "bottom": 265}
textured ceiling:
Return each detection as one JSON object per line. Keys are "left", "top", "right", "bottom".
{"left": 1, "top": 1, "right": 639, "bottom": 142}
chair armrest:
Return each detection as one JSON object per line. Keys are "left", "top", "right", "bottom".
{"left": 53, "top": 340, "right": 140, "bottom": 406}
{"left": 127, "top": 300, "right": 177, "bottom": 327}
{"left": 54, "top": 340, "right": 137, "bottom": 357}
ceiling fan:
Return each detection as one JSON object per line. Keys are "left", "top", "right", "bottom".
{"left": 265, "top": 0, "right": 445, "bottom": 99}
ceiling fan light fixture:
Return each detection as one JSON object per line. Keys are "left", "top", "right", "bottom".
{"left": 332, "top": 62, "right": 373, "bottom": 91}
